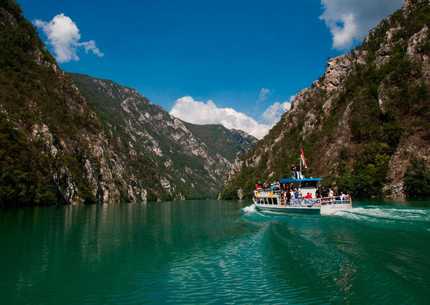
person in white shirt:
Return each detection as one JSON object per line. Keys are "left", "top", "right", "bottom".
{"left": 340, "top": 192, "right": 347, "bottom": 201}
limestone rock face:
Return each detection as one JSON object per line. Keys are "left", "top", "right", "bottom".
{"left": 224, "top": 0, "right": 430, "bottom": 201}
{"left": 71, "top": 74, "right": 257, "bottom": 201}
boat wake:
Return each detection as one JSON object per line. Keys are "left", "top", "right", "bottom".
{"left": 241, "top": 204, "right": 273, "bottom": 221}
{"left": 333, "top": 206, "right": 430, "bottom": 223}
{"left": 242, "top": 204, "right": 257, "bottom": 214}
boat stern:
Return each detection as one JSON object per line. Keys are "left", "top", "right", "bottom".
{"left": 320, "top": 203, "right": 353, "bottom": 216}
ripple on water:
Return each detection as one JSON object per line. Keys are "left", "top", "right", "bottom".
{"left": 161, "top": 221, "right": 332, "bottom": 305}
{"left": 1, "top": 201, "right": 430, "bottom": 305}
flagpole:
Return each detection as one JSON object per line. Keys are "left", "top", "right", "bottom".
{"left": 299, "top": 156, "right": 302, "bottom": 179}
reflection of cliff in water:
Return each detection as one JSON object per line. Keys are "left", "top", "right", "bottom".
{"left": 0, "top": 201, "right": 254, "bottom": 299}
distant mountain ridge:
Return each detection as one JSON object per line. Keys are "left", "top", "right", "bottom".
{"left": 223, "top": 0, "right": 430, "bottom": 200}
{"left": 71, "top": 73, "right": 257, "bottom": 201}
{"left": 0, "top": 0, "right": 255, "bottom": 207}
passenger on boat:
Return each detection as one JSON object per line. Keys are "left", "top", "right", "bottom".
{"left": 273, "top": 181, "right": 281, "bottom": 191}
{"left": 328, "top": 188, "right": 334, "bottom": 198}
{"left": 320, "top": 188, "right": 327, "bottom": 197}
{"left": 281, "top": 191, "right": 286, "bottom": 205}
{"left": 286, "top": 190, "right": 291, "bottom": 204}
{"left": 340, "top": 192, "right": 347, "bottom": 201}
{"left": 304, "top": 192, "right": 312, "bottom": 199}
{"left": 291, "top": 166, "right": 296, "bottom": 179}
{"left": 291, "top": 166, "right": 302, "bottom": 179}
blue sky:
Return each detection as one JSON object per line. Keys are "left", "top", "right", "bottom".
{"left": 18, "top": 0, "right": 403, "bottom": 138}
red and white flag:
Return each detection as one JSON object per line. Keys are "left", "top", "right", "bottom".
{"left": 300, "top": 148, "right": 308, "bottom": 169}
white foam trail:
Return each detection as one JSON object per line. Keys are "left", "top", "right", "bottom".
{"left": 242, "top": 204, "right": 256, "bottom": 214}
{"left": 335, "top": 207, "right": 430, "bottom": 223}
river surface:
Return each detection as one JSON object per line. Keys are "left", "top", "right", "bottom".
{"left": 1, "top": 200, "right": 430, "bottom": 305}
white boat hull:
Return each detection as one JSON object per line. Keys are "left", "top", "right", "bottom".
{"left": 255, "top": 204, "right": 321, "bottom": 214}
{"left": 253, "top": 199, "right": 352, "bottom": 216}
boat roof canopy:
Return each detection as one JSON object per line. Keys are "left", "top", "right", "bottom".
{"left": 280, "top": 178, "right": 322, "bottom": 184}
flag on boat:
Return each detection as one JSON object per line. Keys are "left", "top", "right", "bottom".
{"left": 300, "top": 148, "right": 308, "bottom": 169}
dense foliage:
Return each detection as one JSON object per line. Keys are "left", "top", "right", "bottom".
{"left": 0, "top": 1, "right": 84, "bottom": 206}
{"left": 333, "top": 2, "right": 430, "bottom": 198}
{"left": 0, "top": 117, "right": 57, "bottom": 207}
{"left": 404, "top": 159, "right": 430, "bottom": 199}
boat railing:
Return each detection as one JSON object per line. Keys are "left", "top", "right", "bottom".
{"left": 254, "top": 191, "right": 352, "bottom": 206}
{"left": 295, "top": 196, "right": 351, "bottom": 206}
{"left": 319, "top": 195, "right": 352, "bottom": 205}
{"left": 254, "top": 190, "right": 281, "bottom": 197}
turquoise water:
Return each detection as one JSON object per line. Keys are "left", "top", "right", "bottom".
{"left": 1, "top": 200, "right": 430, "bottom": 305}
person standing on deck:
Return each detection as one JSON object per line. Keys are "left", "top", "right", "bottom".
{"left": 291, "top": 166, "right": 296, "bottom": 179}
{"left": 286, "top": 189, "right": 291, "bottom": 204}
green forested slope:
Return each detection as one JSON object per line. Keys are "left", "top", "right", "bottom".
{"left": 0, "top": 0, "right": 256, "bottom": 206}
{"left": 224, "top": 0, "right": 430, "bottom": 200}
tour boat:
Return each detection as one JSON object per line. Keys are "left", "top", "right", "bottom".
{"left": 252, "top": 149, "right": 352, "bottom": 215}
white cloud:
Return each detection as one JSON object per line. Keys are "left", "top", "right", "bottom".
{"left": 320, "top": 0, "right": 403, "bottom": 49}
{"left": 34, "top": 14, "right": 104, "bottom": 63}
{"left": 258, "top": 88, "right": 271, "bottom": 102}
{"left": 170, "top": 96, "right": 293, "bottom": 139}
{"left": 78, "top": 40, "right": 104, "bottom": 57}
{"left": 170, "top": 96, "right": 271, "bottom": 139}
{"left": 261, "top": 99, "right": 292, "bottom": 126}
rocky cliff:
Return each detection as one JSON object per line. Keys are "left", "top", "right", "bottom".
{"left": 0, "top": 1, "right": 255, "bottom": 207}
{"left": 223, "top": 0, "right": 430, "bottom": 200}
{"left": 71, "top": 73, "right": 256, "bottom": 201}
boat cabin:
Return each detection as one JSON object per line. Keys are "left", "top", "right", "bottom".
{"left": 280, "top": 177, "right": 321, "bottom": 199}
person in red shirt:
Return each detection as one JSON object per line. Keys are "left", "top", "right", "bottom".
{"left": 304, "top": 192, "right": 312, "bottom": 199}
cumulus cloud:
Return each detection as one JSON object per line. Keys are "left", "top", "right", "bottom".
{"left": 170, "top": 96, "right": 271, "bottom": 139}
{"left": 320, "top": 0, "right": 403, "bottom": 49}
{"left": 34, "top": 14, "right": 104, "bottom": 63}
{"left": 261, "top": 99, "right": 293, "bottom": 126}
{"left": 258, "top": 88, "right": 271, "bottom": 102}
{"left": 170, "top": 96, "right": 293, "bottom": 139}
